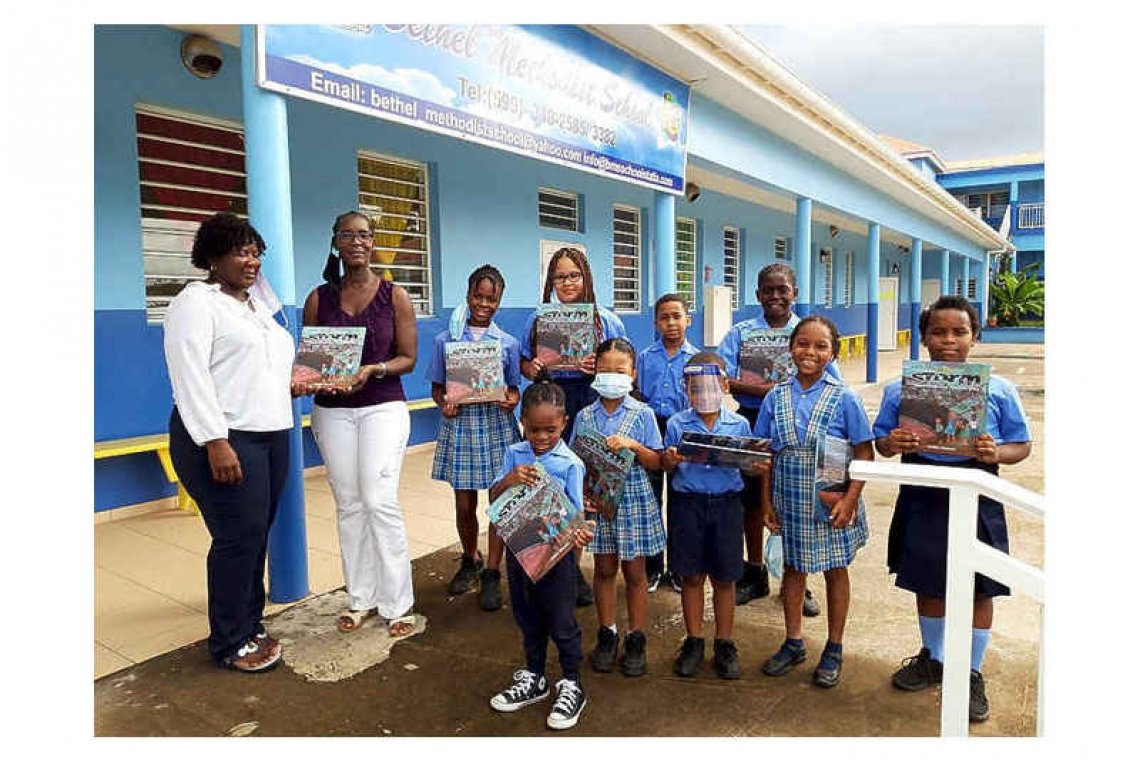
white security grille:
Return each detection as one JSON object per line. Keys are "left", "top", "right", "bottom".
{"left": 539, "top": 188, "right": 579, "bottom": 231}
{"left": 821, "top": 250, "right": 834, "bottom": 308}
{"left": 723, "top": 227, "right": 740, "bottom": 310}
{"left": 775, "top": 235, "right": 789, "bottom": 260}
{"left": 613, "top": 206, "right": 641, "bottom": 313}
{"left": 844, "top": 250, "right": 854, "bottom": 307}
{"left": 676, "top": 217, "right": 697, "bottom": 311}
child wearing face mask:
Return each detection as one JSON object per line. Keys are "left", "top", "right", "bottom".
{"left": 568, "top": 338, "right": 665, "bottom": 678}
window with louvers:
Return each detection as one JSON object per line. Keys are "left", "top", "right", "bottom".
{"left": 612, "top": 206, "right": 641, "bottom": 313}
{"left": 844, "top": 250, "right": 854, "bottom": 307}
{"left": 775, "top": 235, "right": 789, "bottom": 260}
{"left": 676, "top": 217, "right": 697, "bottom": 311}
{"left": 723, "top": 227, "right": 740, "bottom": 310}
{"left": 539, "top": 188, "right": 578, "bottom": 231}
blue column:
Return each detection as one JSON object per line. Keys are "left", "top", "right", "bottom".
{"left": 910, "top": 237, "right": 923, "bottom": 360}
{"left": 960, "top": 254, "right": 970, "bottom": 302}
{"left": 941, "top": 250, "right": 951, "bottom": 295}
{"left": 865, "top": 222, "right": 881, "bottom": 382}
{"left": 980, "top": 252, "right": 992, "bottom": 326}
{"left": 795, "top": 197, "right": 812, "bottom": 317}
{"left": 241, "top": 25, "right": 309, "bottom": 603}
{"left": 654, "top": 191, "right": 676, "bottom": 301}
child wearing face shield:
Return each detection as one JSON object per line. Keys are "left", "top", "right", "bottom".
{"left": 568, "top": 339, "right": 665, "bottom": 678}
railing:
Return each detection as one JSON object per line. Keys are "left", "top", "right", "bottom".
{"left": 1018, "top": 202, "right": 1044, "bottom": 230}
{"left": 849, "top": 460, "right": 1045, "bottom": 737}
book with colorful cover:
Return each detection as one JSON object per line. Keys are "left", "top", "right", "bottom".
{"left": 292, "top": 326, "right": 366, "bottom": 391}
{"left": 815, "top": 434, "right": 854, "bottom": 520}
{"left": 570, "top": 427, "right": 635, "bottom": 521}
{"left": 678, "top": 431, "right": 772, "bottom": 470}
{"left": 739, "top": 327, "right": 795, "bottom": 384}
{"left": 899, "top": 360, "right": 991, "bottom": 456}
{"left": 488, "top": 463, "right": 590, "bottom": 583}
{"left": 534, "top": 303, "right": 596, "bottom": 371}
{"left": 445, "top": 341, "right": 506, "bottom": 404}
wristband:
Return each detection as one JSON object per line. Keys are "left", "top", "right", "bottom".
{"left": 376, "top": 362, "right": 387, "bottom": 379}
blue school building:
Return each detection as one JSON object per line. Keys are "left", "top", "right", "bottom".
{"left": 94, "top": 25, "right": 1015, "bottom": 596}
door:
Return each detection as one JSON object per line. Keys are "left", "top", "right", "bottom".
{"left": 539, "top": 240, "right": 586, "bottom": 299}
{"left": 921, "top": 278, "right": 941, "bottom": 310}
{"left": 878, "top": 277, "right": 898, "bottom": 350}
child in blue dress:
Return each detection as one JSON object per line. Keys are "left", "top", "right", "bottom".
{"left": 753, "top": 315, "right": 874, "bottom": 688}
{"left": 874, "top": 295, "right": 1031, "bottom": 723}
{"left": 570, "top": 338, "right": 666, "bottom": 677}
{"left": 488, "top": 381, "right": 595, "bottom": 731}
{"left": 427, "top": 265, "right": 522, "bottom": 611}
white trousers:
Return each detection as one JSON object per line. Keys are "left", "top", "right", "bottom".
{"left": 311, "top": 401, "right": 414, "bottom": 618}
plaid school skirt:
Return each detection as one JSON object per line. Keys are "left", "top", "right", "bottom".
{"left": 773, "top": 446, "right": 868, "bottom": 573}
{"left": 588, "top": 464, "right": 666, "bottom": 561}
{"left": 431, "top": 402, "right": 522, "bottom": 490}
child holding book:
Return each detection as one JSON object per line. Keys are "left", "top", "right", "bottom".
{"left": 489, "top": 381, "right": 595, "bottom": 730}
{"left": 717, "top": 263, "right": 841, "bottom": 611}
{"left": 752, "top": 315, "right": 874, "bottom": 688}
{"left": 636, "top": 293, "right": 699, "bottom": 593}
{"left": 662, "top": 353, "right": 761, "bottom": 680}
{"left": 521, "top": 247, "right": 626, "bottom": 606}
{"left": 427, "top": 265, "right": 521, "bottom": 611}
{"left": 873, "top": 295, "right": 1031, "bottom": 723}
{"left": 570, "top": 338, "right": 666, "bottom": 677}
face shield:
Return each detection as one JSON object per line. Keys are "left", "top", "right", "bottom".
{"left": 684, "top": 364, "right": 726, "bottom": 413}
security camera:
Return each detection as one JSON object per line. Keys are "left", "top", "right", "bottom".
{"left": 182, "top": 35, "right": 223, "bottom": 79}
{"left": 684, "top": 182, "right": 700, "bottom": 203}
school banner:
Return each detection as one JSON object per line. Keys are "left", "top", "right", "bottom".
{"left": 257, "top": 25, "right": 690, "bottom": 194}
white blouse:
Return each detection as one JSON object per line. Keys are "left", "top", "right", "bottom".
{"left": 163, "top": 281, "right": 296, "bottom": 446}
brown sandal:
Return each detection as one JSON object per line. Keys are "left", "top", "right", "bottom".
{"left": 387, "top": 614, "right": 416, "bottom": 638}
{"left": 337, "top": 608, "right": 377, "bottom": 633}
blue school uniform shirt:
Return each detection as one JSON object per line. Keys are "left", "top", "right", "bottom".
{"left": 520, "top": 304, "right": 627, "bottom": 379}
{"left": 753, "top": 373, "right": 874, "bottom": 451}
{"left": 636, "top": 338, "right": 699, "bottom": 420}
{"left": 872, "top": 374, "right": 1032, "bottom": 463}
{"left": 717, "top": 313, "right": 843, "bottom": 409}
{"left": 425, "top": 321, "right": 521, "bottom": 389}
{"left": 569, "top": 395, "right": 664, "bottom": 450}
{"left": 664, "top": 407, "right": 753, "bottom": 494}
{"left": 494, "top": 439, "right": 586, "bottom": 513}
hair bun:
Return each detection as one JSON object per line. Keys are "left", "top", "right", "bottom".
{"left": 533, "top": 365, "right": 553, "bottom": 384}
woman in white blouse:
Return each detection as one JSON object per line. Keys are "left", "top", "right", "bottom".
{"left": 164, "top": 213, "right": 296, "bottom": 673}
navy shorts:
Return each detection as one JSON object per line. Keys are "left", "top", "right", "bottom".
{"left": 735, "top": 405, "right": 762, "bottom": 512}
{"left": 670, "top": 491, "right": 744, "bottom": 583}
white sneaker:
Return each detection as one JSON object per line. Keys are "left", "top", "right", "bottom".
{"left": 546, "top": 678, "right": 587, "bottom": 730}
{"left": 490, "top": 669, "right": 549, "bottom": 712}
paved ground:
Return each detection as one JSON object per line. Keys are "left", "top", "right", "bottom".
{"left": 94, "top": 343, "right": 1044, "bottom": 737}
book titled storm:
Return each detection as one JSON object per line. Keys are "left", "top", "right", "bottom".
{"left": 899, "top": 360, "right": 991, "bottom": 457}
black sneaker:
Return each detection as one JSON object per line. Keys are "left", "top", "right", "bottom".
{"left": 712, "top": 639, "right": 742, "bottom": 680}
{"left": 478, "top": 568, "right": 503, "bottom": 611}
{"left": 762, "top": 640, "right": 807, "bottom": 676}
{"left": 813, "top": 648, "right": 843, "bottom": 688}
{"left": 891, "top": 648, "right": 944, "bottom": 691}
{"left": 575, "top": 564, "right": 594, "bottom": 607}
{"left": 669, "top": 571, "right": 683, "bottom": 593}
{"left": 736, "top": 563, "right": 770, "bottom": 605}
{"left": 448, "top": 553, "right": 482, "bottom": 595}
{"left": 490, "top": 669, "right": 548, "bottom": 712}
{"left": 646, "top": 571, "right": 662, "bottom": 594}
{"left": 620, "top": 631, "right": 648, "bottom": 677}
{"left": 969, "top": 670, "right": 990, "bottom": 722}
{"left": 803, "top": 588, "right": 821, "bottom": 617}
{"left": 546, "top": 679, "right": 587, "bottom": 730}
{"left": 590, "top": 626, "right": 619, "bottom": 673}
{"left": 673, "top": 636, "right": 705, "bottom": 677}
{"left": 755, "top": 564, "right": 771, "bottom": 598}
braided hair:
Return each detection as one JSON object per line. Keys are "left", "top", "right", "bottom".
{"left": 520, "top": 378, "right": 567, "bottom": 418}
{"left": 530, "top": 247, "right": 605, "bottom": 362}
{"left": 322, "top": 210, "right": 373, "bottom": 289}
{"left": 467, "top": 264, "right": 505, "bottom": 298}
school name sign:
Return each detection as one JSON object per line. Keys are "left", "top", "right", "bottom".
{"left": 257, "top": 25, "right": 690, "bottom": 194}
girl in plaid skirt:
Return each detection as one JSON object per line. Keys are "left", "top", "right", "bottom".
{"left": 753, "top": 316, "right": 875, "bottom": 688}
{"left": 427, "top": 265, "right": 522, "bottom": 612}
{"left": 568, "top": 338, "right": 665, "bottom": 678}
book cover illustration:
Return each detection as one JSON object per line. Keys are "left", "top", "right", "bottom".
{"left": 899, "top": 360, "right": 991, "bottom": 456}
{"left": 445, "top": 340, "right": 506, "bottom": 404}
{"left": 570, "top": 427, "right": 635, "bottom": 522}
{"left": 488, "top": 463, "right": 589, "bottom": 583}
{"left": 534, "top": 304, "right": 596, "bottom": 371}
{"left": 739, "top": 327, "right": 795, "bottom": 384}
{"left": 292, "top": 326, "right": 367, "bottom": 390}
{"left": 677, "top": 431, "right": 772, "bottom": 470}
{"left": 815, "top": 434, "right": 854, "bottom": 519}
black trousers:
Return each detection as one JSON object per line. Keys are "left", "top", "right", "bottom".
{"left": 168, "top": 409, "right": 289, "bottom": 661}
{"left": 646, "top": 413, "right": 675, "bottom": 577}
{"left": 736, "top": 405, "right": 762, "bottom": 514}
{"left": 506, "top": 550, "right": 583, "bottom": 683}
{"left": 555, "top": 375, "right": 598, "bottom": 444}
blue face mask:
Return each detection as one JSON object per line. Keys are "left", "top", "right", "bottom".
{"left": 591, "top": 372, "right": 634, "bottom": 400}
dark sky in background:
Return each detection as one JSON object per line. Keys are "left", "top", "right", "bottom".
{"left": 735, "top": 25, "right": 1044, "bottom": 162}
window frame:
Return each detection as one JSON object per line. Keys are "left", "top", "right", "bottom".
{"left": 612, "top": 204, "right": 642, "bottom": 314}
{"left": 774, "top": 235, "right": 789, "bottom": 261}
{"left": 538, "top": 187, "right": 579, "bottom": 232}
{"left": 723, "top": 226, "right": 740, "bottom": 310}
{"left": 675, "top": 216, "right": 698, "bottom": 312}
{"left": 844, "top": 250, "right": 854, "bottom": 307}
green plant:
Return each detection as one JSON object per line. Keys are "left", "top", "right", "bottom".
{"left": 989, "top": 262, "right": 1044, "bottom": 327}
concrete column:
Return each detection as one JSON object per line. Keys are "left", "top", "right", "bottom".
{"left": 941, "top": 249, "right": 951, "bottom": 295}
{"left": 980, "top": 252, "right": 992, "bottom": 326}
{"left": 795, "top": 197, "right": 812, "bottom": 317}
{"left": 240, "top": 25, "right": 309, "bottom": 603}
{"left": 654, "top": 191, "right": 676, "bottom": 301}
{"left": 866, "top": 222, "right": 881, "bottom": 382}
{"left": 910, "top": 236, "right": 923, "bottom": 360}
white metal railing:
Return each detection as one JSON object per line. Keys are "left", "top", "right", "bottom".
{"left": 849, "top": 460, "right": 1045, "bottom": 738}
{"left": 1018, "top": 203, "right": 1044, "bottom": 230}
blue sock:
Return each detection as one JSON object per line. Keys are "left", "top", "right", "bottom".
{"left": 785, "top": 637, "right": 805, "bottom": 651}
{"left": 822, "top": 641, "right": 842, "bottom": 663}
{"left": 971, "top": 628, "right": 991, "bottom": 672}
{"left": 918, "top": 615, "right": 945, "bottom": 662}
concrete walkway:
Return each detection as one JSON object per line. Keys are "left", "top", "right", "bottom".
{"left": 94, "top": 343, "right": 1044, "bottom": 737}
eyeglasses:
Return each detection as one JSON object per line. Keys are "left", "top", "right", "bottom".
{"left": 336, "top": 230, "right": 374, "bottom": 242}
{"left": 552, "top": 272, "right": 583, "bottom": 284}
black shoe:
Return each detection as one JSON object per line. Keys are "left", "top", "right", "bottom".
{"left": 646, "top": 571, "right": 662, "bottom": 594}
{"left": 490, "top": 669, "right": 548, "bottom": 712}
{"left": 891, "top": 647, "right": 944, "bottom": 691}
{"left": 712, "top": 639, "right": 742, "bottom": 680}
{"left": 969, "top": 670, "right": 990, "bottom": 723}
{"left": 762, "top": 640, "right": 807, "bottom": 676}
{"left": 547, "top": 679, "right": 587, "bottom": 730}
{"left": 668, "top": 571, "right": 683, "bottom": 593}
{"left": 802, "top": 588, "right": 821, "bottom": 617}
{"left": 574, "top": 565, "right": 594, "bottom": 607}
{"left": 478, "top": 568, "right": 502, "bottom": 611}
{"left": 755, "top": 563, "right": 771, "bottom": 598}
{"left": 620, "top": 631, "right": 648, "bottom": 677}
{"left": 813, "top": 648, "right": 842, "bottom": 688}
{"left": 590, "top": 626, "right": 619, "bottom": 673}
{"left": 736, "top": 563, "right": 770, "bottom": 605}
{"left": 448, "top": 553, "right": 482, "bottom": 595}
{"left": 673, "top": 636, "right": 704, "bottom": 677}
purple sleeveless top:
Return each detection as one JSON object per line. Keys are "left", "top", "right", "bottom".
{"left": 313, "top": 280, "right": 406, "bottom": 408}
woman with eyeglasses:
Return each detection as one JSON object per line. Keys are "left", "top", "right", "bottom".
{"left": 296, "top": 211, "right": 419, "bottom": 638}
{"left": 164, "top": 213, "right": 297, "bottom": 672}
